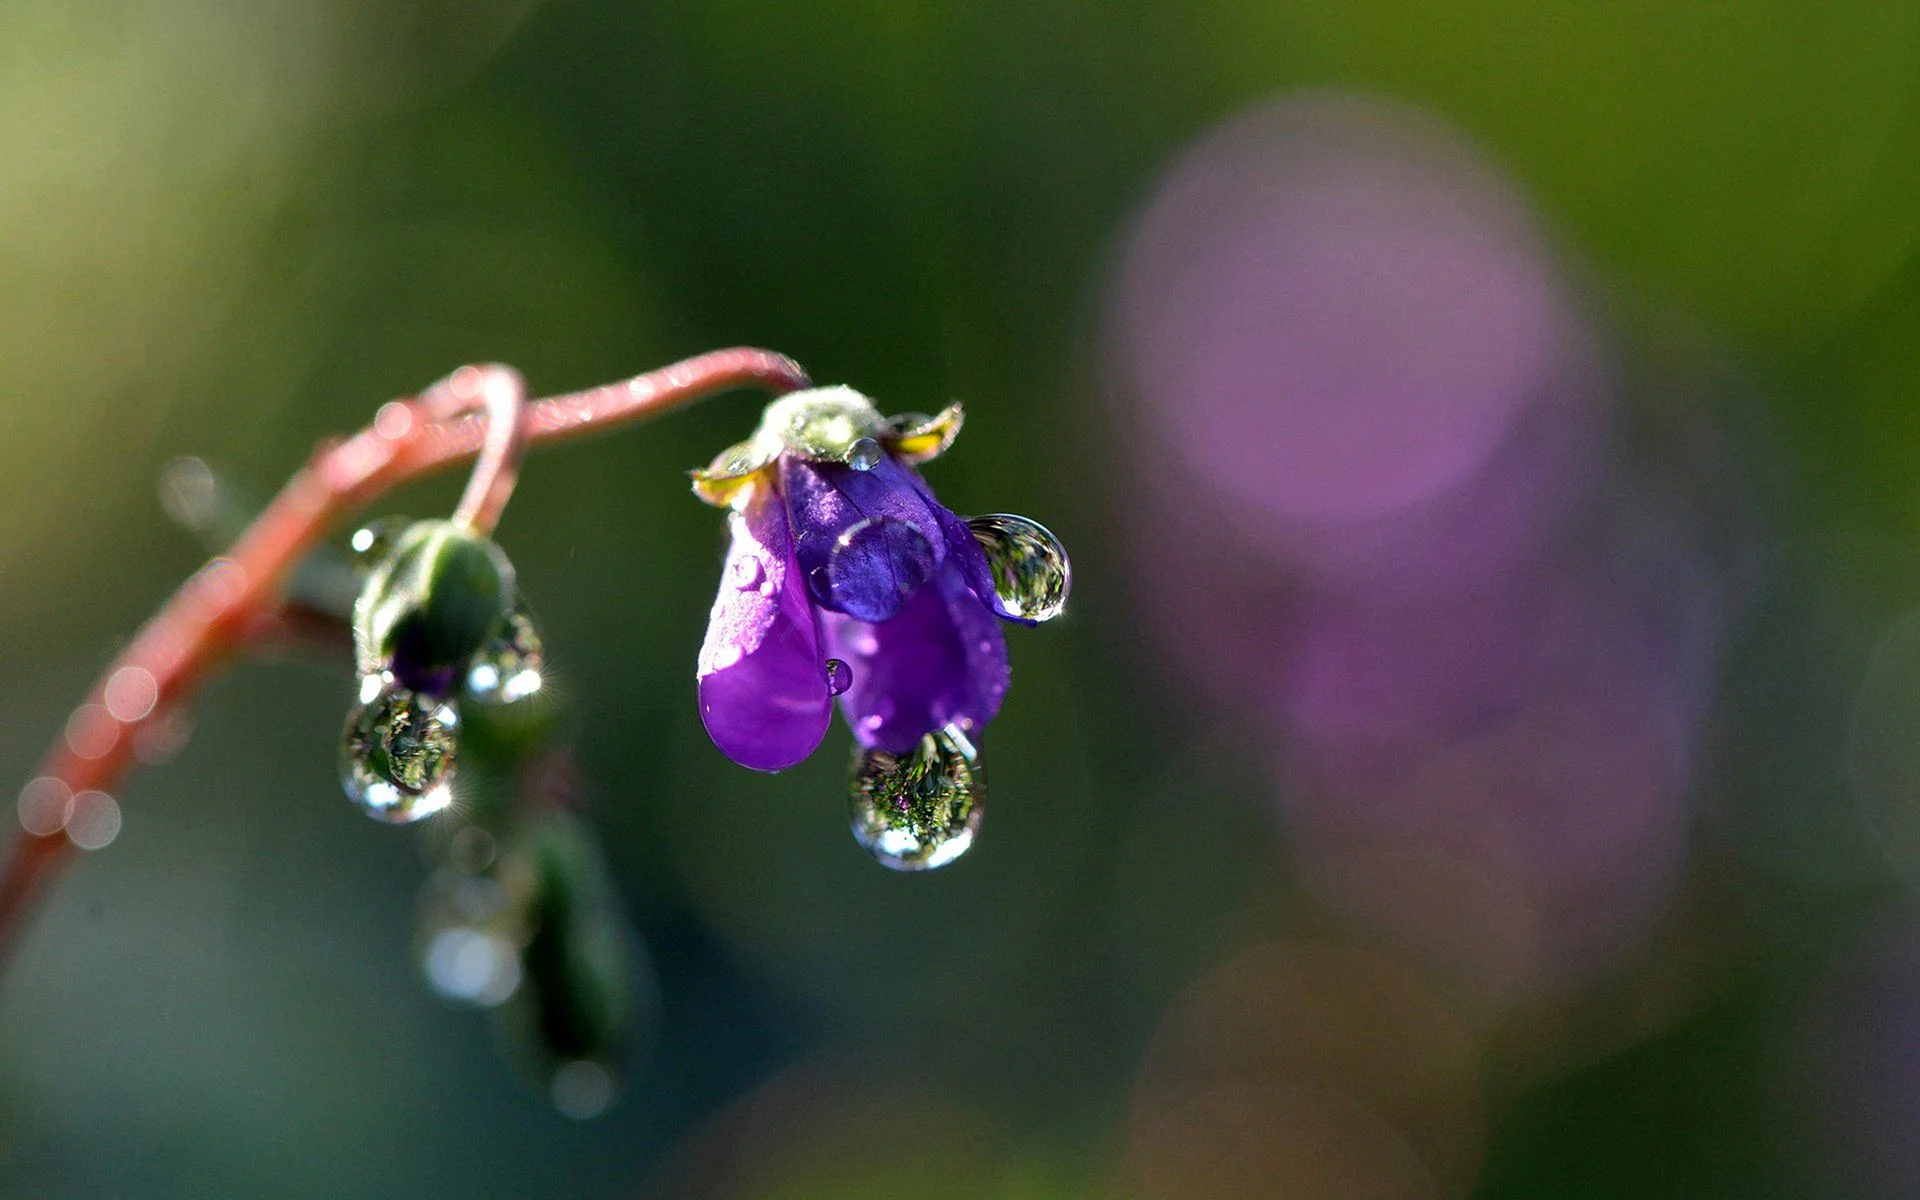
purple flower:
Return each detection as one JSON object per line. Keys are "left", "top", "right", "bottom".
{"left": 690, "top": 387, "right": 1068, "bottom": 868}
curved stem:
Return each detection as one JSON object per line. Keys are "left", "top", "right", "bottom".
{"left": 419, "top": 364, "right": 530, "bottom": 536}
{"left": 0, "top": 346, "right": 809, "bottom": 966}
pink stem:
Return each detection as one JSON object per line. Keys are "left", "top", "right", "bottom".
{"left": 0, "top": 347, "right": 809, "bottom": 963}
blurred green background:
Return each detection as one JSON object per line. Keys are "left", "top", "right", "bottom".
{"left": 5, "top": 1, "right": 1920, "bottom": 1197}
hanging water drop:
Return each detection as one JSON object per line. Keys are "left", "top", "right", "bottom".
{"left": 847, "top": 723, "right": 984, "bottom": 870}
{"left": 966, "top": 514, "right": 1071, "bottom": 622}
{"left": 846, "top": 436, "right": 883, "bottom": 471}
{"left": 825, "top": 658, "right": 853, "bottom": 695}
{"left": 466, "top": 608, "right": 545, "bottom": 704}
{"left": 349, "top": 516, "right": 412, "bottom": 572}
{"left": 341, "top": 679, "right": 459, "bottom": 823}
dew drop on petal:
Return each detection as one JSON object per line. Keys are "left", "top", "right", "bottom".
{"left": 846, "top": 436, "right": 883, "bottom": 471}
{"left": 341, "top": 680, "right": 459, "bottom": 823}
{"left": 466, "top": 608, "right": 545, "bottom": 704}
{"left": 966, "top": 514, "right": 1071, "bottom": 622}
{"left": 848, "top": 723, "right": 984, "bottom": 870}
{"left": 825, "top": 657, "right": 853, "bottom": 695}
{"left": 729, "top": 553, "right": 766, "bottom": 591}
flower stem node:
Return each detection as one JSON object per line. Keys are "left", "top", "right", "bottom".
{"left": 691, "top": 386, "right": 1069, "bottom": 869}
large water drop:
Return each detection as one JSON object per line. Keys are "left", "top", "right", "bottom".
{"left": 341, "top": 677, "right": 459, "bottom": 823}
{"left": 967, "top": 514, "right": 1071, "bottom": 622}
{"left": 848, "top": 723, "right": 984, "bottom": 870}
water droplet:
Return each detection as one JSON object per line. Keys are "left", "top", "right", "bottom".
{"left": 17, "top": 777, "right": 71, "bottom": 837}
{"left": 341, "top": 681, "right": 459, "bottom": 823}
{"left": 416, "top": 867, "right": 522, "bottom": 1006}
{"left": 806, "top": 565, "right": 833, "bottom": 607}
{"left": 967, "top": 514, "right": 1071, "bottom": 622}
{"left": 131, "top": 706, "right": 192, "bottom": 764}
{"left": 422, "top": 927, "right": 523, "bottom": 1006}
{"left": 550, "top": 1059, "right": 616, "bottom": 1120}
{"left": 158, "top": 457, "right": 219, "bottom": 531}
{"left": 848, "top": 723, "right": 984, "bottom": 870}
{"left": 104, "top": 666, "right": 158, "bottom": 723}
{"left": 65, "top": 790, "right": 121, "bottom": 851}
{"left": 846, "top": 436, "right": 883, "bottom": 471}
{"left": 465, "top": 608, "right": 545, "bottom": 704}
{"left": 349, "top": 516, "right": 411, "bottom": 571}
{"left": 448, "top": 825, "right": 498, "bottom": 874}
{"left": 825, "top": 658, "right": 853, "bottom": 695}
{"left": 65, "top": 703, "right": 120, "bottom": 761}
{"left": 729, "top": 553, "right": 766, "bottom": 591}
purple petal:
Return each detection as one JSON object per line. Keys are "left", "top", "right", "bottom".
{"left": 905, "top": 472, "right": 1037, "bottom": 626}
{"left": 826, "top": 516, "right": 937, "bottom": 621}
{"left": 820, "top": 559, "right": 1009, "bottom": 753}
{"left": 781, "top": 455, "right": 946, "bottom": 621}
{"left": 697, "top": 484, "right": 831, "bottom": 771}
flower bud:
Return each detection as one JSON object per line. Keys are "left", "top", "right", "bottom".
{"left": 355, "top": 519, "right": 515, "bottom": 694}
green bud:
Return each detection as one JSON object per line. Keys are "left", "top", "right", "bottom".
{"left": 354, "top": 519, "right": 515, "bottom": 691}
{"left": 505, "top": 813, "right": 636, "bottom": 1068}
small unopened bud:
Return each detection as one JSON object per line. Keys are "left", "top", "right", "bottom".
{"left": 355, "top": 519, "right": 515, "bottom": 694}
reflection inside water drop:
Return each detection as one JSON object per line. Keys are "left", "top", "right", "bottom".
{"left": 967, "top": 514, "right": 1070, "bottom": 622}
{"left": 341, "top": 679, "right": 459, "bottom": 823}
{"left": 848, "top": 723, "right": 984, "bottom": 870}
{"left": 825, "top": 657, "right": 853, "bottom": 696}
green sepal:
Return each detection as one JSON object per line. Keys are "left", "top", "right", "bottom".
{"left": 880, "top": 401, "right": 964, "bottom": 464}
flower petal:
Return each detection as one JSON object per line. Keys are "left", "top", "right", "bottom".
{"left": 697, "top": 483, "right": 831, "bottom": 770}
{"left": 820, "top": 558, "right": 1009, "bottom": 754}
{"left": 781, "top": 455, "right": 947, "bottom": 621}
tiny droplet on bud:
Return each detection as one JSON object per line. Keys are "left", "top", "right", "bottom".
{"left": 350, "top": 516, "right": 411, "bottom": 572}
{"left": 846, "top": 436, "right": 883, "bottom": 471}
{"left": 466, "top": 608, "right": 545, "bottom": 704}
